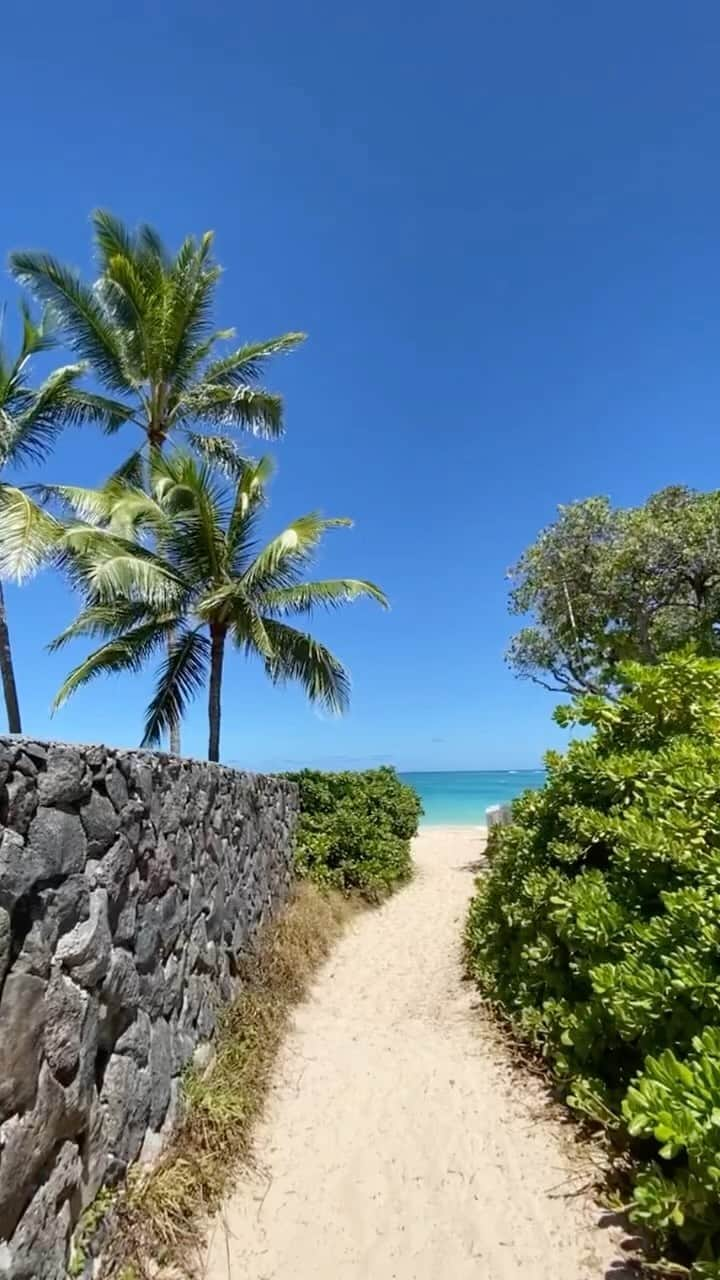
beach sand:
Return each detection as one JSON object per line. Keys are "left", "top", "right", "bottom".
{"left": 203, "top": 826, "right": 624, "bottom": 1279}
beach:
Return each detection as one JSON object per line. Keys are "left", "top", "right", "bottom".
{"left": 203, "top": 826, "right": 621, "bottom": 1279}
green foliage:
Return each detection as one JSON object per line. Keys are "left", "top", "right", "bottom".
{"left": 465, "top": 652, "right": 720, "bottom": 1269}
{"left": 0, "top": 302, "right": 127, "bottom": 584}
{"left": 68, "top": 1185, "right": 117, "bottom": 1276}
{"left": 508, "top": 486, "right": 720, "bottom": 697}
{"left": 11, "top": 211, "right": 304, "bottom": 451}
{"left": 288, "top": 766, "right": 422, "bottom": 898}
{"left": 48, "top": 450, "right": 386, "bottom": 759}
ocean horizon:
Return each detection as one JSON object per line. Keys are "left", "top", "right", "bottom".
{"left": 400, "top": 769, "right": 544, "bottom": 826}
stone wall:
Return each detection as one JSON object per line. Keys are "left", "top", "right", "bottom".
{"left": 0, "top": 737, "right": 297, "bottom": 1280}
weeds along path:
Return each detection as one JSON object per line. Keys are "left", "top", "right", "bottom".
{"left": 204, "top": 828, "right": 622, "bottom": 1280}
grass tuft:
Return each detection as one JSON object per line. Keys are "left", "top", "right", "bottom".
{"left": 98, "top": 882, "right": 357, "bottom": 1278}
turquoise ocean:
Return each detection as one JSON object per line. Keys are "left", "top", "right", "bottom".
{"left": 400, "top": 770, "right": 545, "bottom": 826}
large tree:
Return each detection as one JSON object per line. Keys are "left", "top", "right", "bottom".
{"left": 0, "top": 305, "right": 127, "bottom": 732}
{"left": 48, "top": 451, "right": 387, "bottom": 761}
{"left": 11, "top": 210, "right": 304, "bottom": 748}
{"left": 507, "top": 486, "right": 720, "bottom": 696}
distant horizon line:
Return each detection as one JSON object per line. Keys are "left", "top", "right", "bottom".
{"left": 398, "top": 767, "right": 545, "bottom": 775}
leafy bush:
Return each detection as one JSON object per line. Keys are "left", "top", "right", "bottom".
{"left": 287, "top": 766, "right": 421, "bottom": 898}
{"left": 465, "top": 653, "right": 720, "bottom": 1271}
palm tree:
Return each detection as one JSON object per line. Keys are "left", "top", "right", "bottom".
{"left": 0, "top": 305, "right": 128, "bottom": 733}
{"left": 11, "top": 211, "right": 304, "bottom": 751}
{"left": 49, "top": 451, "right": 387, "bottom": 761}
{"left": 11, "top": 211, "right": 305, "bottom": 456}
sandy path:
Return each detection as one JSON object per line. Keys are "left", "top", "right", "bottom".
{"left": 204, "top": 827, "right": 622, "bottom": 1280}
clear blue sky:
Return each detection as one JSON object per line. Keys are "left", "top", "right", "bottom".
{"left": 1, "top": 1, "right": 719, "bottom": 770}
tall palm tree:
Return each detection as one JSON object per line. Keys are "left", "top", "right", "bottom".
{"left": 11, "top": 210, "right": 305, "bottom": 749}
{"left": 0, "top": 304, "right": 128, "bottom": 733}
{"left": 48, "top": 451, "right": 387, "bottom": 761}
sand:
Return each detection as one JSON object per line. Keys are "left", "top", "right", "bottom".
{"left": 203, "top": 826, "right": 623, "bottom": 1279}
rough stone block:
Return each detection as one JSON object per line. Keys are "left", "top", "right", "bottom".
{"left": 97, "top": 834, "right": 135, "bottom": 900}
{"left": 115, "top": 1008, "right": 151, "bottom": 1066}
{"left": 0, "top": 973, "right": 46, "bottom": 1122}
{"left": 4, "top": 772, "right": 38, "bottom": 836}
{"left": 0, "top": 829, "right": 32, "bottom": 912}
{"left": 0, "top": 906, "right": 9, "bottom": 986}
{"left": 42, "top": 874, "right": 90, "bottom": 936}
{"left": 26, "top": 807, "right": 87, "bottom": 879}
{"left": 149, "top": 1018, "right": 172, "bottom": 1129}
{"left": 104, "top": 765, "right": 128, "bottom": 811}
{"left": 4, "top": 1141, "right": 80, "bottom": 1279}
{"left": 98, "top": 947, "right": 140, "bottom": 1048}
{"left": 99, "top": 1054, "right": 151, "bottom": 1173}
{"left": 55, "top": 889, "right": 111, "bottom": 989}
{"left": 80, "top": 789, "right": 118, "bottom": 857}
{"left": 78, "top": 1095, "right": 107, "bottom": 1211}
{"left": 13, "top": 912, "right": 58, "bottom": 980}
{"left": 37, "top": 745, "right": 91, "bottom": 807}
{"left": 43, "top": 972, "right": 86, "bottom": 1085}
{"left": 0, "top": 1062, "right": 66, "bottom": 1239}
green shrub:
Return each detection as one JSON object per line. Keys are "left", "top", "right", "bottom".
{"left": 287, "top": 766, "right": 422, "bottom": 898}
{"left": 465, "top": 653, "right": 720, "bottom": 1271}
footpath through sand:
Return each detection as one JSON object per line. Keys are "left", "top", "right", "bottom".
{"left": 204, "top": 827, "right": 623, "bottom": 1279}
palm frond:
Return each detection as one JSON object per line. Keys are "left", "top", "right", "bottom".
{"left": 242, "top": 514, "right": 352, "bottom": 591}
{"left": 10, "top": 251, "right": 132, "bottom": 393}
{"left": 260, "top": 578, "right": 389, "bottom": 616}
{"left": 53, "top": 619, "right": 174, "bottom": 711}
{"left": 184, "top": 431, "right": 256, "bottom": 479}
{"left": 231, "top": 605, "right": 275, "bottom": 660}
{"left": 0, "top": 485, "right": 62, "bottom": 581}
{"left": 141, "top": 627, "right": 210, "bottom": 746}
{"left": 56, "top": 388, "right": 133, "bottom": 434}
{"left": 92, "top": 210, "right": 137, "bottom": 268}
{"left": 201, "top": 333, "right": 306, "bottom": 386}
{"left": 226, "top": 455, "right": 274, "bottom": 561}
{"left": 138, "top": 222, "right": 172, "bottom": 269}
{"left": 95, "top": 261, "right": 149, "bottom": 375}
{"left": 18, "top": 301, "right": 56, "bottom": 359}
{"left": 173, "top": 382, "right": 284, "bottom": 438}
{"left": 169, "top": 326, "right": 234, "bottom": 392}
{"left": 107, "top": 448, "right": 147, "bottom": 489}
{"left": 44, "top": 484, "right": 117, "bottom": 524}
{"left": 150, "top": 451, "right": 229, "bottom": 579}
{"left": 162, "top": 234, "right": 221, "bottom": 386}
{"left": 61, "top": 532, "right": 186, "bottom": 608}
{"left": 9, "top": 367, "right": 131, "bottom": 465}
{"left": 49, "top": 599, "right": 156, "bottom": 651}
{"left": 261, "top": 618, "right": 351, "bottom": 713}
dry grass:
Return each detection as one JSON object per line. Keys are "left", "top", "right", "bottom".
{"left": 98, "top": 883, "right": 358, "bottom": 1279}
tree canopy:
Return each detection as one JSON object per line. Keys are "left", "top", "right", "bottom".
{"left": 507, "top": 485, "right": 720, "bottom": 696}
{"left": 48, "top": 450, "right": 387, "bottom": 760}
{"left": 10, "top": 210, "right": 304, "bottom": 457}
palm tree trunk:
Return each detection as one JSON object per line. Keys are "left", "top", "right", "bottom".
{"left": 0, "top": 582, "right": 21, "bottom": 734}
{"left": 153, "top": 429, "right": 180, "bottom": 756}
{"left": 167, "top": 632, "right": 181, "bottom": 754}
{"left": 208, "top": 625, "right": 226, "bottom": 763}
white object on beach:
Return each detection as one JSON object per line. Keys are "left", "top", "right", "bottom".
{"left": 486, "top": 802, "right": 512, "bottom": 828}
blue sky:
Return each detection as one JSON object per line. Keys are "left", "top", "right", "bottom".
{"left": 1, "top": 2, "right": 720, "bottom": 770}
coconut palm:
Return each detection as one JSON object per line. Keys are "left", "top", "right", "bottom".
{"left": 11, "top": 210, "right": 305, "bottom": 749}
{"left": 0, "top": 304, "right": 128, "bottom": 732}
{"left": 49, "top": 451, "right": 387, "bottom": 761}
{"left": 11, "top": 211, "right": 305, "bottom": 456}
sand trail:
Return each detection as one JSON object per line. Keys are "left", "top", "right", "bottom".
{"left": 204, "top": 827, "right": 622, "bottom": 1279}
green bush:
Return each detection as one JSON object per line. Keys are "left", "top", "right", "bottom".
{"left": 287, "top": 766, "right": 422, "bottom": 898}
{"left": 465, "top": 653, "right": 720, "bottom": 1271}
